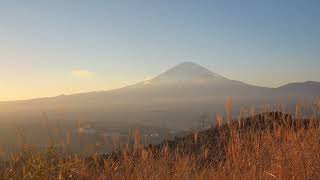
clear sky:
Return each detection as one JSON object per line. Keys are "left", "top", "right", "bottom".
{"left": 0, "top": 0, "right": 319, "bottom": 101}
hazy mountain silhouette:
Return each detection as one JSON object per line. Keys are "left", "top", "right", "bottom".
{"left": 0, "top": 62, "right": 319, "bottom": 129}
{"left": 277, "top": 81, "right": 320, "bottom": 95}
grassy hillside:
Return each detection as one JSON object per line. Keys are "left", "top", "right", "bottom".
{"left": 1, "top": 105, "right": 320, "bottom": 179}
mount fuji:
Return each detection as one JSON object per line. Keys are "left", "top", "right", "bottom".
{"left": 0, "top": 62, "right": 319, "bottom": 129}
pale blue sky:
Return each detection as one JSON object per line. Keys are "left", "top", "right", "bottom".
{"left": 0, "top": 0, "right": 319, "bottom": 100}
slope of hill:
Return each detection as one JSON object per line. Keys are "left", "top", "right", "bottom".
{"left": 2, "top": 111, "right": 320, "bottom": 179}
{"left": 277, "top": 81, "right": 320, "bottom": 97}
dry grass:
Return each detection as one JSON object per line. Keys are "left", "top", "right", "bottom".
{"left": 1, "top": 103, "right": 320, "bottom": 179}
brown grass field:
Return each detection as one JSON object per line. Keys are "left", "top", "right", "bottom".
{"left": 1, "top": 102, "right": 320, "bottom": 179}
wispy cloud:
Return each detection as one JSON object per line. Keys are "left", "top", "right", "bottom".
{"left": 143, "top": 76, "right": 153, "bottom": 85}
{"left": 71, "top": 70, "right": 96, "bottom": 78}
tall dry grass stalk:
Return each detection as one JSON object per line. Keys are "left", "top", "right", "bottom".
{"left": 194, "top": 132, "right": 198, "bottom": 144}
{"left": 133, "top": 129, "right": 142, "bottom": 153}
{"left": 215, "top": 114, "right": 223, "bottom": 128}
{"left": 225, "top": 97, "right": 233, "bottom": 124}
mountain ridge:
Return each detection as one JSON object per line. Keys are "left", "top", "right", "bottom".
{"left": 0, "top": 62, "right": 319, "bottom": 130}
{"left": 0, "top": 62, "right": 319, "bottom": 103}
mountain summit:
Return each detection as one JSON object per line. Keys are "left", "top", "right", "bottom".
{"left": 0, "top": 62, "right": 319, "bottom": 130}
{"left": 151, "top": 62, "right": 227, "bottom": 84}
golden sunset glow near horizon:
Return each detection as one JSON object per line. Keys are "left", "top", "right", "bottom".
{"left": 1, "top": 1, "right": 320, "bottom": 101}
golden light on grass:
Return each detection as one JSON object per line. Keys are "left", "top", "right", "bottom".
{"left": 194, "top": 132, "right": 198, "bottom": 144}
{"left": 1, "top": 101, "right": 320, "bottom": 179}
{"left": 216, "top": 114, "right": 223, "bottom": 128}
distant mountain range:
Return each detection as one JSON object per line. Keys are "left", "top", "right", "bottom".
{"left": 0, "top": 62, "right": 319, "bottom": 129}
